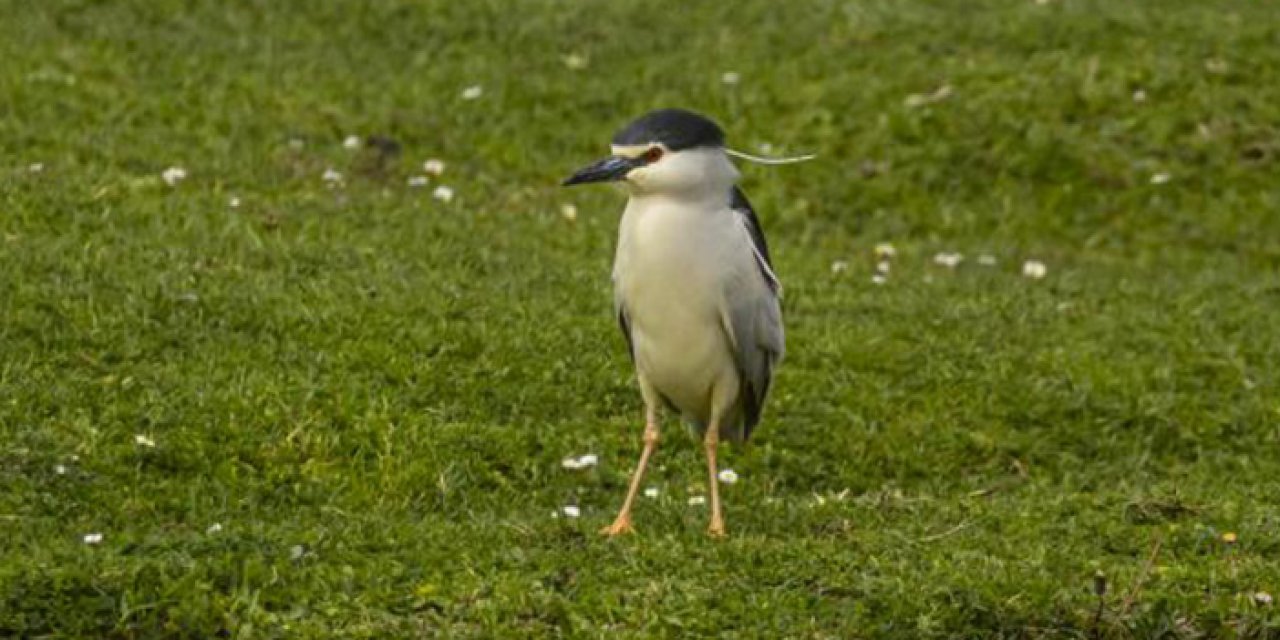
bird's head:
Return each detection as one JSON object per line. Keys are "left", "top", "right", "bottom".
{"left": 562, "top": 108, "right": 739, "bottom": 196}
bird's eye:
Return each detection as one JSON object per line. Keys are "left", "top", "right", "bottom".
{"left": 643, "top": 147, "right": 664, "bottom": 163}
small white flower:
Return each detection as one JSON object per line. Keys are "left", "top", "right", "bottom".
{"left": 83, "top": 532, "right": 104, "bottom": 545}
{"left": 1255, "top": 592, "right": 1274, "bottom": 606}
{"left": 687, "top": 495, "right": 706, "bottom": 506}
{"left": 28, "top": 162, "right": 44, "bottom": 173}
{"left": 407, "top": 175, "right": 429, "bottom": 188}
{"left": 322, "top": 168, "right": 343, "bottom": 184}
{"left": 290, "top": 544, "right": 306, "bottom": 560}
{"left": 134, "top": 434, "right": 156, "bottom": 447}
{"left": 905, "top": 84, "right": 954, "bottom": 108}
{"left": 718, "top": 469, "right": 739, "bottom": 484}
{"left": 206, "top": 522, "right": 223, "bottom": 534}
{"left": 830, "top": 260, "right": 849, "bottom": 274}
{"left": 874, "top": 242, "right": 897, "bottom": 259}
{"left": 54, "top": 464, "right": 67, "bottom": 475}
{"left": 871, "top": 273, "right": 888, "bottom": 285}
{"left": 643, "top": 486, "right": 660, "bottom": 499}
{"left": 228, "top": 196, "right": 241, "bottom": 208}
{"left": 1022, "top": 260, "right": 1048, "bottom": 279}
{"left": 561, "top": 453, "right": 598, "bottom": 470}
{"left": 342, "top": 135, "right": 362, "bottom": 150}
{"left": 721, "top": 71, "right": 741, "bottom": 85}
{"left": 461, "top": 85, "right": 483, "bottom": 100}
{"left": 977, "top": 254, "right": 998, "bottom": 266}
{"left": 422, "top": 159, "right": 446, "bottom": 175}
{"left": 876, "top": 260, "right": 891, "bottom": 274}
{"left": 934, "top": 252, "right": 964, "bottom": 268}
{"left": 161, "top": 167, "right": 187, "bottom": 186}
{"left": 563, "top": 54, "right": 588, "bottom": 70}
{"left": 1132, "top": 89, "right": 1147, "bottom": 103}
{"left": 560, "top": 204, "right": 578, "bottom": 221}
{"left": 1150, "top": 172, "right": 1171, "bottom": 185}
{"left": 432, "top": 185, "right": 454, "bottom": 203}
{"left": 561, "top": 505, "right": 581, "bottom": 518}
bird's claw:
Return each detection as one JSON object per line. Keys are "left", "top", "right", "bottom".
{"left": 707, "top": 518, "right": 727, "bottom": 538}
{"left": 599, "top": 516, "right": 635, "bottom": 537}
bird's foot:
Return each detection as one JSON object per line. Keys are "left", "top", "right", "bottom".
{"left": 707, "top": 517, "right": 727, "bottom": 538}
{"left": 599, "top": 515, "right": 635, "bottom": 537}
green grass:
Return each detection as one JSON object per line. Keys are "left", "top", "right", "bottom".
{"left": 3, "top": 0, "right": 1280, "bottom": 637}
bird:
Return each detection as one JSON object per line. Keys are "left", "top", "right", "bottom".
{"left": 562, "top": 108, "right": 786, "bottom": 537}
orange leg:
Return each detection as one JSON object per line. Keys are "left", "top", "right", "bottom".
{"left": 704, "top": 425, "right": 726, "bottom": 537}
{"left": 600, "top": 412, "right": 660, "bottom": 536}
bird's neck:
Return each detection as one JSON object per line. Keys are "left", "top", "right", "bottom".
{"left": 625, "top": 181, "right": 736, "bottom": 210}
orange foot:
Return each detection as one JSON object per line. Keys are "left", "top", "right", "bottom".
{"left": 599, "top": 515, "right": 635, "bottom": 536}
{"left": 707, "top": 518, "right": 727, "bottom": 538}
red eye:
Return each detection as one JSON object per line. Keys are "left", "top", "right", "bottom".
{"left": 643, "top": 147, "right": 664, "bottom": 163}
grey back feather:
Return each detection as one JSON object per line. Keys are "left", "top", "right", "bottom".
{"left": 731, "top": 187, "right": 780, "bottom": 293}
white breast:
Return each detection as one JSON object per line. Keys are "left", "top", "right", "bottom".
{"left": 613, "top": 195, "right": 757, "bottom": 424}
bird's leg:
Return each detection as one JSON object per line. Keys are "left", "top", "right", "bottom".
{"left": 600, "top": 408, "right": 660, "bottom": 537}
{"left": 703, "top": 424, "right": 726, "bottom": 538}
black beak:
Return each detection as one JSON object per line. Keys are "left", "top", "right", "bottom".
{"left": 562, "top": 155, "right": 639, "bottom": 187}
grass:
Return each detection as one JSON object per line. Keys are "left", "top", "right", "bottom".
{"left": 2, "top": 0, "right": 1279, "bottom": 636}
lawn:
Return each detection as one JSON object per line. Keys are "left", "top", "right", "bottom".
{"left": 2, "top": 0, "right": 1279, "bottom": 637}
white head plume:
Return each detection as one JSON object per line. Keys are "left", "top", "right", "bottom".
{"left": 725, "top": 148, "right": 817, "bottom": 165}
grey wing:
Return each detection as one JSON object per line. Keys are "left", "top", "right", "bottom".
{"left": 724, "top": 189, "right": 785, "bottom": 439}
{"left": 725, "top": 292, "right": 783, "bottom": 440}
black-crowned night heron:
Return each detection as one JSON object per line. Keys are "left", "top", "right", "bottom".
{"left": 562, "top": 108, "right": 786, "bottom": 537}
